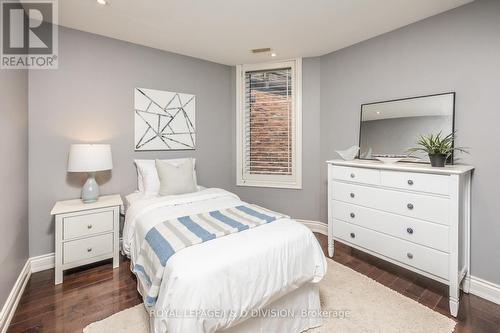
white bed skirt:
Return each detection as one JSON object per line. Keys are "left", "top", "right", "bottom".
{"left": 148, "top": 282, "right": 322, "bottom": 333}
{"left": 221, "top": 283, "right": 322, "bottom": 333}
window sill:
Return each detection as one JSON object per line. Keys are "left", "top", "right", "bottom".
{"left": 236, "top": 180, "right": 302, "bottom": 190}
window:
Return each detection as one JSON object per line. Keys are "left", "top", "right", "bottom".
{"left": 236, "top": 59, "right": 302, "bottom": 189}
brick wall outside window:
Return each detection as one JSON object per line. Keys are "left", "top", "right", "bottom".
{"left": 248, "top": 89, "right": 292, "bottom": 175}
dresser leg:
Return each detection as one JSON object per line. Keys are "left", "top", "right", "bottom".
{"left": 449, "top": 281, "right": 460, "bottom": 317}
{"left": 449, "top": 298, "right": 459, "bottom": 317}
{"left": 113, "top": 255, "right": 119, "bottom": 268}
{"left": 328, "top": 238, "right": 334, "bottom": 257}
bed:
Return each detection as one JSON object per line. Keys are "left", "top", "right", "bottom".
{"left": 123, "top": 187, "right": 327, "bottom": 333}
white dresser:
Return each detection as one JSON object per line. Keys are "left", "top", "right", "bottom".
{"left": 51, "top": 194, "right": 123, "bottom": 284}
{"left": 327, "top": 159, "right": 473, "bottom": 316}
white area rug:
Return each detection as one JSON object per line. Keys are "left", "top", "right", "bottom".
{"left": 84, "top": 259, "right": 456, "bottom": 333}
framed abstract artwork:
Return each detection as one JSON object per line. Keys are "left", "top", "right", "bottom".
{"left": 134, "top": 87, "right": 196, "bottom": 150}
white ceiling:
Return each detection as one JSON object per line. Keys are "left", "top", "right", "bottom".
{"left": 59, "top": 0, "right": 473, "bottom": 66}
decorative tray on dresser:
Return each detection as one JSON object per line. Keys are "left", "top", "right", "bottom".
{"left": 326, "top": 159, "right": 474, "bottom": 317}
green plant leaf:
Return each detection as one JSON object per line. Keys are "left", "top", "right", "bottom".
{"left": 406, "top": 131, "right": 469, "bottom": 157}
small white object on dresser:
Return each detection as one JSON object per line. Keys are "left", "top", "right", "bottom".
{"left": 326, "top": 159, "right": 474, "bottom": 317}
{"left": 50, "top": 194, "right": 123, "bottom": 284}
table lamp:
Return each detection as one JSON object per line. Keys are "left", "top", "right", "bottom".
{"left": 67, "top": 144, "right": 113, "bottom": 203}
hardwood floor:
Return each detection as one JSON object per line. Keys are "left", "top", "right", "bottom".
{"left": 8, "top": 257, "right": 141, "bottom": 333}
{"left": 8, "top": 233, "right": 500, "bottom": 333}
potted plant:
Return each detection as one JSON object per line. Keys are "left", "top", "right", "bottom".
{"left": 407, "top": 132, "right": 468, "bottom": 167}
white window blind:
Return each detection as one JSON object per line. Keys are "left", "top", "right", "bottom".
{"left": 236, "top": 60, "right": 302, "bottom": 189}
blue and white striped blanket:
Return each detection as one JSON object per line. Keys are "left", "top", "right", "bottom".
{"left": 133, "top": 204, "right": 284, "bottom": 306}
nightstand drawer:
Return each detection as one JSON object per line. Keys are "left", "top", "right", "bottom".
{"left": 63, "top": 233, "right": 113, "bottom": 264}
{"left": 63, "top": 210, "right": 114, "bottom": 239}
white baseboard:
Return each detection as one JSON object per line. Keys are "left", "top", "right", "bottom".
{"left": 30, "top": 253, "right": 55, "bottom": 273}
{"left": 466, "top": 275, "right": 500, "bottom": 305}
{"left": 0, "top": 254, "right": 55, "bottom": 332}
{"left": 0, "top": 260, "right": 31, "bottom": 333}
{"left": 297, "top": 219, "right": 327, "bottom": 235}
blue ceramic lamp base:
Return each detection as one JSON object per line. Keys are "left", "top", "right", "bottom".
{"left": 82, "top": 172, "right": 100, "bottom": 203}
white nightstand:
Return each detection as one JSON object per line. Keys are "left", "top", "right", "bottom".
{"left": 50, "top": 194, "right": 123, "bottom": 284}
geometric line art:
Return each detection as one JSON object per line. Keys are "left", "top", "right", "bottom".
{"left": 134, "top": 88, "right": 196, "bottom": 151}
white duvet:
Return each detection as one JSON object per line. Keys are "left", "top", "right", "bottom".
{"left": 123, "top": 188, "right": 327, "bottom": 333}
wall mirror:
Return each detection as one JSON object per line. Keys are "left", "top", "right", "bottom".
{"left": 359, "top": 92, "right": 455, "bottom": 163}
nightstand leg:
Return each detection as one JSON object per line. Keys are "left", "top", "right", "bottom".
{"left": 55, "top": 215, "right": 63, "bottom": 285}
{"left": 55, "top": 267, "right": 63, "bottom": 285}
{"left": 112, "top": 207, "right": 120, "bottom": 269}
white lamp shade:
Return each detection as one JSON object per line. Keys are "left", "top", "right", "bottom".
{"left": 68, "top": 144, "right": 113, "bottom": 172}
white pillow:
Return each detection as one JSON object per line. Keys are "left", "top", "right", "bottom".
{"left": 156, "top": 159, "right": 198, "bottom": 196}
{"left": 135, "top": 158, "right": 197, "bottom": 194}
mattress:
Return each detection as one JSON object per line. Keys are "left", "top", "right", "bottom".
{"left": 123, "top": 188, "right": 327, "bottom": 333}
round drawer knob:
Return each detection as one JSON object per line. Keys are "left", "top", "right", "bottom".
{"left": 350, "top": 173, "right": 356, "bottom": 179}
{"left": 350, "top": 193, "right": 355, "bottom": 198}
{"left": 407, "top": 252, "right": 413, "bottom": 259}
{"left": 407, "top": 203, "right": 414, "bottom": 210}
{"left": 87, "top": 247, "right": 92, "bottom": 252}
{"left": 407, "top": 179, "right": 414, "bottom": 185}
{"left": 407, "top": 227, "right": 414, "bottom": 234}
{"left": 350, "top": 232, "right": 355, "bottom": 239}
{"left": 87, "top": 224, "right": 93, "bottom": 229}
{"left": 350, "top": 212, "right": 355, "bottom": 218}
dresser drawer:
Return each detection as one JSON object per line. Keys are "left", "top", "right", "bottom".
{"left": 331, "top": 166, "right": 380, "bottom": 185}
{"left": 332, "top": 200, "right": 449, "bottom": 252}
{"left": 63, "top": 210, "right": 114, "bottom": 240}
{"left": 63, "top": 233, "right": 113, "bottom": 264}
{"left": 333, "top": 219, "right": 449, "bottom": 279}
{"left": 332, "top": 181, "right": 449, "bottom": 225}
{"left": 380, "top": 170, "right": 450, "bottom": 195}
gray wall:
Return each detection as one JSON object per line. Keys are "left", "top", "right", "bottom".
{"left": 0, "top": 69, "right": 29, "bottom": 306}
{"left": 29, "top": 27, "right": 233, "bottom": 256}
{"left": 230, "top": 57, "right": 322, "bottom": 222}
{"left": 320, "top": 0, "right": 500, "bottom": 284}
